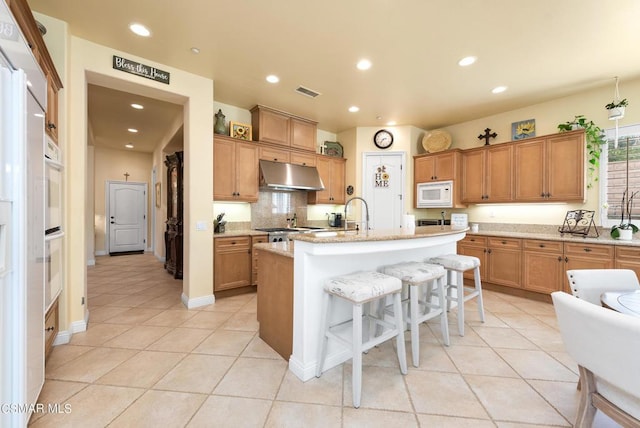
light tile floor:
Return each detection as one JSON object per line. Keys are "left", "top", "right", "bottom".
{"left": 31, "top": 253, "right": 620, "bottom": 427}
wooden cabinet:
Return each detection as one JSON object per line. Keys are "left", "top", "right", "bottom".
{"left": 414, "top": 150, "right": 459, "bottom": 183}
{"left": 290, "top": 151, "right": 316, "bottom": 167}
{"left": 522, "top": 239, "right": 564, "bottom": 294}
{"left": 214, "top": 135, "right": 259, "bottom": 202}
{"left": 44, "top": 298, "right": 58, "bottom": 360}
{"left": 251, "top": 105, "right": 317, "bottom": 152}
{"left": 308, "top": 155, "right": 345, "bottom": 204}
{"left": 461, "top": 144, "right": 512, "bottom": 203}
{"left": 514, "top": 130, "right": 584, "bottom": 202}
{"left": 458, "top": 235, "right": 488, "bottom": 281}
{"left": 563, "top": 242, "right": 614, "bottom": 292}
{"left": 259, "top": 145, "right": 290, "bottom": 163}
{"left": 251, "top": 235, "right": 268, "bottom": 285}
{"left": 486, "top": 237, "right": 522, "bottom": 288}
{"left": 614, "top": 246, "right": 640, "bottom": 279}
{"left": 214, "top": 237, "right": 252, "bottom": 292}
{"left": 164, "top": 151, "right": 183, "bottom": 279}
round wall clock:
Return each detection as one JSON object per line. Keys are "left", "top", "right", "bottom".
{"left": 373, "top": 129, "right": 394, "bottom": 149}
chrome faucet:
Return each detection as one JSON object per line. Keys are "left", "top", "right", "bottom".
{"left": 344, "top": 197, "right": 370, "bottom": 232}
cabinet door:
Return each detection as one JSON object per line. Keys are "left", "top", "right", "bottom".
{"left": 290, "top": 151, "right": 316, "bottom": 167}
{"left": 45, "top": 73, "right": 59, "bottom": 142}
{"left": 258, "top": 109, "right": 290, "bottom": 146}
{"left": 252, "top": 235, "right": 268, "bottom": 285}
{"left": 213, "top": 138, "right": 236, "bottom": 200}
{"left": 290, "top": 118, "right": 316, "bottom": 152}
{"left": 487, "top": 238, "right": 521, "bottom": 288}
{"left": 564, "top": 243, "right": 614, "bottom": 292}
{"left": 514, "top": 138, "right": 545, "bottom": 201}
{"left": 546, "top": 133, "right": 584, "bottom": 201}
{"left": 461, "top": 149, "right": 485, "bottom": 202}
{"left": 330, "top": 158, "right": 346, "bottom": 204}
{"left": 433, "top": 152, "right": 456, "bottom": 181}
{"left": 414, "top": 156, "right": 435, "bottom": 183}
{"left": 214, "top": 237, "right": 252, "bottom": 291}
{"left": 458, "top": 236, "right": 488, "bottom": 281}
{"left": 260, "top": 145, "right": 290, "bottom": 163}
{"left": 485, "top": 145, "right": 513, "bottom": 202}
{"left": 522, "top": 240, "right": 564, "bottom": 294}
{"left": 309, "top": 156, "right": 333, "bottom": 204}
{"left": 235, "top": 142, "right": 259, "bottom": 202}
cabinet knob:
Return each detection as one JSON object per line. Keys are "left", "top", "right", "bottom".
{"left": 583, "top": 248, "right": 592, "bottom": 252}
{"left": 47, "top": 122, "right": 57, "bottom": 130}
{"left": 487, "top": 249, "right": 492, "bottom": 254}
{"left": 546, "top": 193, "right": 551, "bottom": 198}
{"left": 565, "top": 256, "right": 569, "bottom": 262}
{"left": 231, "top": 241, "right": 236, "bottom": 245}
{"left": 557, "top": 256, "right": 562, "bottom": 261}
{"left": 501, "top": 240, "right": 507, "bottom": 245}
{"left": 45, "top": 326, "right": 55, "bottom": 332}
{"left": 539, "top": 244, "right": 545, "bottom": 248}
{"left": 540, "top": 193, "right": 545, "bottom": 197}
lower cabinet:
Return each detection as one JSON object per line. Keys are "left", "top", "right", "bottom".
{"left": 44, "top": 298, "right": 59, "bottom": 360}
{"left": 458, "top": 236, "right": 521, "bottom": 288}
{"left": 214, "top": 237, "right": 252, "bottom": 292}
{"left": 615, "top": 246, "right": 640, "bottom": 279}
{"left": 563, "top": 242, "right": 614, "bottom": 292}
{"left": 522, "top": 239, "right": 564, "bottom": 294}
{"left": 251, "top": 235, "right": 268, "bottom": 285}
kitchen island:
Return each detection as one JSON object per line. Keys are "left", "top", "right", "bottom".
{"left": 255, "top": 226, "right": 467, "bottom": 381}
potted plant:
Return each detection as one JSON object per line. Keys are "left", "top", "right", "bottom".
{"left": 605, "top": 98, "right": 628, "bottom": 120}
{"left": 557, "top": 115, "right": 606, "bottom": 188}
{"left": 610, "top": 189, "right": 638, "bottom": 240}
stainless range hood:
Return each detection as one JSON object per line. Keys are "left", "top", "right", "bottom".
{"left": 259, "top": 159, "right": 325, "bottom": 191}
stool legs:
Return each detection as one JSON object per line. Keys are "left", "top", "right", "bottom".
{"left": 393, "top": 293, "right": 408, "bottom": 375}
{"left": 352, "top": 303, "right": 363, "bottom": 408}
{"left": 445, "top": 266, "right": 485, "bottom": 336}
{"left": 474, "top": 266, "right": 486, "bottom": 323}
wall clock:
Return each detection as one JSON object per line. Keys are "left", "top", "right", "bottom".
{"left": 373, "top": 129, "right": 394, "bottom": 149}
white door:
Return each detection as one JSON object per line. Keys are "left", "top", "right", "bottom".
{"left": 108, "top": 181, "right": 147, "bottom": 254}
{"left": 362, "top": 152, "right": 405, "bottom": 230}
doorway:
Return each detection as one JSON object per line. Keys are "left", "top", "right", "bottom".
{"left": 106, "top": 181, "right": 147, "bottom": 254}
{"left": 362, "top": 152, "right": 406, "bottom": 230}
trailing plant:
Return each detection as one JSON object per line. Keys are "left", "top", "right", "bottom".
{"left": 605, "top": 98, "right": 628, "bottom": 110}
{"left": 557, "top": 115, "right": 606, "bottom": 188}
{"left": 610, "top": 189, "right": 639, "bottom": 238}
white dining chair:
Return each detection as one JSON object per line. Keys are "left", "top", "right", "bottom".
{"left": 566, "top": 269, "right": 640, "bottom": 305}
{"left": 551, "top": 291, "right": 640, "bottom": 427}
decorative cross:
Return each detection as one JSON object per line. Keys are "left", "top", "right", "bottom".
{"left": 478, "top": 128, "right": 497, "bottom": 146}
{"left": 124, "top": 172, "right": 130, "bottom": 182}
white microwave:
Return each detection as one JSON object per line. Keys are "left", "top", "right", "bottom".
{"left": 416, "top": 180, "right": 453, "bottom": 208}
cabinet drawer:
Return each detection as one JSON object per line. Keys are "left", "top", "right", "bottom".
{"left": 564, "top": 242, "right": 614, "bottom": 258}
{"left": 259, "top": 146, "right": 290, "bottom": 163}
{"left": 488, "top": 237, "right": 521, "bottom": 249}
{"left": 290, "top": 152, "right": 316, "bottom": 167}
{"left": 522, "top": 239, "right": 563, "bottom": 253}
{"left": 615, "top": 246, "right": 640, "bottom": 261}
{"left": 459, "top": 235, "right": 487, "bottom": 246}
{"left": 44, "top": 299, "right": 58, "bottom": 360}
{"left": 215, "top": 236, "right": 251, "bottom": 252}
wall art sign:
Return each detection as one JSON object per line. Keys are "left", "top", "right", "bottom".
{"left": 511, "top": 118, "right": 536, "bottom": 140}
{"left": 112, "top": 55, "right": 170, "bottom": 85}
{"left": 374, "top": 165, "right": 390, "bottom": 188}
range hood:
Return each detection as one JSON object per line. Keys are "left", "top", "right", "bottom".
{"left": 259, "top": 159, "right": 325, "bottom": 191}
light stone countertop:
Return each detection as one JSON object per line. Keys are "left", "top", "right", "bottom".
{"left": 213, "top": 229, "right": 268, "bottom": 238}
{"left": 468, "top": 230, "right": 640, "bottom": 247}
{"left": 254, "top": 241, "right": 293, "bottom": 258}
{"left": 291, "top": 225, "right": 467, "bottom": 244}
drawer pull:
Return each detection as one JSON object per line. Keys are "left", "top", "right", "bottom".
{"left": 583, "top": 248, "right": 592, "bottom": 252}
{"left": 470, "top": 238, "right": 476, "bottom": 242}
{"left": 539, "top": 244, "right": 545, "bottom": 248}
{"left": 231, "top": 241, "right": 236, "bottom": 245}
{"left": 501, "top": 240, "right": 507, "bottom": 245}
{"left": 45, "top": 326, "right": 55, "bottom": 332}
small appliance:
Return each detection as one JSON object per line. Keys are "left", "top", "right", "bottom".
{"left": 416, "top": 180, "right": 453, "bottom": 208}
{"left": 328, "top": 213, "right": 342, "bottom": 227}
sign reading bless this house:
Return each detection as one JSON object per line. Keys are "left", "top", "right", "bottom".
{"left": 112, "top": 55, "right": 170, "bottom": 84}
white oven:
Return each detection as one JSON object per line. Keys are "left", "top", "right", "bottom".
{"left": 416, "top": 180, "right": 453, "bottom": 208}
{"left": 44, "top": 233, "right": 63, "bottom": 311}
{"left": 45, "top": 139, "right": 62, "bottom": 235}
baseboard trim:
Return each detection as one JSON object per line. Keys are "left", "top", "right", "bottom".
{"left": 54, "top": 311, "right": 89, "bottom": 347}
{"left": 87, "top": 258, "right": 96, "bottom": 266}
{"left": 53, "top": 330, "right": 71, "bottom": 346}
{"left": 156, "top": 254, "right": 166, "bottom": 263}
{"left": 95, "top": 250, "right": 107, "bottom": 256}
{"left": 181, "top": 293, "right": 214, "bottom": 309}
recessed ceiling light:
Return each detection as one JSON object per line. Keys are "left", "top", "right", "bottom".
{"left": 125, "top": 144, "right": 134, "bottom": 149}
{"left": 491, "top": 86, "right": 508, "bottom": 94}
{"left": 128, "top": 128, "right": 138, "bottom": 133}
{"left": 348, "top": 106, "right": 360, "bottom": 113}
{"left": 190, "top": 47, "right": 200, "bottom": 54}
{"left": 266, "top": 74, "right": 280, "bottom": 84}
{"left": 129, "top": 23, "right": 151, "bottom": 37}
{"left": 356, "top": 59, "right": 372, "bottom": 70}
{"left": 458, "top": 56, "right": 477, "bottom": 67}
{"left": 131, "top": 103, "right": 144, "bottom": 110}
{"left": 386, "top": 121, "right": 396, "bottom": 126}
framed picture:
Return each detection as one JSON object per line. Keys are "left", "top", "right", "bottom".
{"left": 230, "top": 122, "right": 252, "bottom": 140}
{"left": 155, "top": 182, "right": 161, "bottom": 207}
{"left": 324, "top": 141, "right": 343, "bottom": 157}
{"left": 511, "top": 119, "right": 536, "bottom": 140}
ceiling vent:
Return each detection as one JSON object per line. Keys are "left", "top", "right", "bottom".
{"left": 295, "top": 85, "right": 321, "bottom": 98}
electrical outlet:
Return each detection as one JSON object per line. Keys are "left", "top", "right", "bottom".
{"left": 490, "top": 210, "right": 496, "bottom": 218}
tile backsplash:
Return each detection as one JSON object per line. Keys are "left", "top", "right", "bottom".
{"left": 251, "top": 190, "right": 309, "bottom": 228}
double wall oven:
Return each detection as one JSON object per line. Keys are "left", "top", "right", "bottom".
{"left": 44, "top": 139, "right": 63, "bottom": 310}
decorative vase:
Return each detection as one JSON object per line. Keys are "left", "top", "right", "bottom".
{"left": 214, "top": 109, "right": 227, "bottom": 135}
{"left": 608, "top": 107, "right": 625, "bottom": 121}
{"left": 618, "top": 228, "right": 633, "bottom": 240}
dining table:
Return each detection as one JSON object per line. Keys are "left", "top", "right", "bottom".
{"left": 600, "top": 290, "right": 640, "bottom": 317}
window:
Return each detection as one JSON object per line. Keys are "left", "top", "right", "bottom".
{"left": 600, "top": 123, "right": 640, "bottom": 226}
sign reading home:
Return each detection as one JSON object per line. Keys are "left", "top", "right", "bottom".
{"left": 112, "top": 55, "right": 170, "bottom": 85}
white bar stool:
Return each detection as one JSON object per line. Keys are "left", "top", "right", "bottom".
{"left": 428, "top": 254, "right": 485, "bottom": 336}
{"left": 315, "top": 271, "right": 407, "bottom": 408}
{"left": 381, "top": 261, "right": 449, "bottom": 367}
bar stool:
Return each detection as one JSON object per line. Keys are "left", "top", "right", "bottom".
{"left": 381, "top": 261, "right": 449, "bottom": 367}
{"left": 316, "top": 271, "right": 407, "bottom": 408}
{"left": 428, "top": 254, "right": 485, "bottom": 336}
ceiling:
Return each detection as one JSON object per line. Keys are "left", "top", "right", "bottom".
{"left": 30, "top": 0, "right": 640, "bottom": 152}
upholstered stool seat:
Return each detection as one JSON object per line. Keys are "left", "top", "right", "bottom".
{"left": 381, "top": 261, "right": 449, "bottom": 367}
{"left": 316, "top": 271, "right": 407, "bottom": 408}
{"left": 428, "top": 254, "right": 485, "bottom": 336}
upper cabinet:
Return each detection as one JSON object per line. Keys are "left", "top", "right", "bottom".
{"left": 251, "top": 105, "right": 317, "bottom": 152}
{"left": 9, "top": 0, "right": 63, "bottom": 143}
{"left": 213, "top": 135, "right": 259, "bottom": 202}
{"left": 514, "top": 130, "right": 585, "bottom": 202}
{"left": 461, "top": 144, "right": 513, "bottom": 203}
{"left": 414, "top": 150, "right": 460, "bottom": 183}
{"left": 308, "top": 155, "right": 345, "bottom": 205}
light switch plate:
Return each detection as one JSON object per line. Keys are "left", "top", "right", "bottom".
{"left": 196, "top": 221, "right": 208, "bottom": 231}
